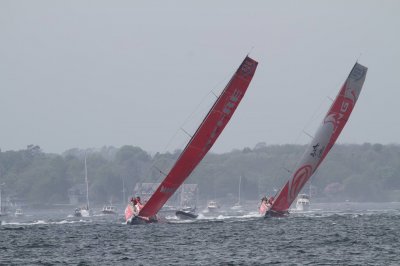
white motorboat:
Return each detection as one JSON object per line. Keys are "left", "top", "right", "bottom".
{"left": 14, "top": 208, "right": 24, "bottom": 217}
{"left": 102, "top": 205, "right": 117, "bottom": 215}
{"left": 295, "top": 194, "right": 310, "bottom": 211}
{"left": 207, "top": 200, "right": 220, "bottom": 212}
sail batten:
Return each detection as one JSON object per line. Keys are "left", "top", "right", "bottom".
{"left": 270, "top": 62, "right": 368, "bottom": 214}
{"left": 137, "top": 56, "right": 258, "bottom": 218}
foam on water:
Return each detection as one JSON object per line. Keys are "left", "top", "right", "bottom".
{"left": 1, "top": 203, "right": 400, "bottom": 264}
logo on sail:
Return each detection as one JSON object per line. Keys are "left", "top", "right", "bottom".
{"left": 350, "top": 64, "right": 366, "bottom": 81}
{"left": 202, "top": 89, "right": 243, "bottom": 152}
{"left": 240, "top": 58, "right": 257, "bottom": 78}
{"left": 288, "top": 165, "right": 312, "bottom": 202}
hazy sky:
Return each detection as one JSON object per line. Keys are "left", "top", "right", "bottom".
{"left": 1, "top": 0, "right": 399, "bottom": 154}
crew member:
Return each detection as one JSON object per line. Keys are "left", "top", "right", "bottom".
{"left": 259, "top": 196, "right": 269, "bottom": 214}
{"left": 135, "top": 196, "right": 144, "bottom": 211}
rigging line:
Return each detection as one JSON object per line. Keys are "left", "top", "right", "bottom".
{"left": 177, "top": 55, "right": 244, "bottom": 136}
{"left": 161, "top": 90, "right": 216, "bottom": 154}
{"left": 283, "top": 167, "right": 292, "bottom": 174}
{"left": 279, "top": 95, "right": 331, "bottom": 182}
{"left": 247, "top": 46, "right": 255, "bottom": 56}
{"left": 180, "top": 127, "right": 193, "bottom": 138}
{"left": 304, "top": 61, "right": 359, "bottom": 134}
{"left": 162, "top": 55, "right": 243, "bottom": 154}
{"left": 303, "top": 130, "right": 314, "bottom": 139}
{"left": 138, "top": 97, "right": 213, "bottom": 185}
{"left": 135, "top": 91, "right": 217, "bottom": 187}
{"left": 133, "top": 57, "right": 241, "bottom": 189}
{"left": 150, "top": 62, "right": 237, "bottom": 176}
{"left": 279, "top": 68, "right": 347, "bottom": 182}
{"left": 356, "top": 53, "right": 363, "bottom": 63}
{"left": 153, "top": 165, "right": 168, "bottom": 177}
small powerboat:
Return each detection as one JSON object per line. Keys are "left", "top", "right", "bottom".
{"left": 207, "top": 201, "right": 219, "bottom": 213}
{"left": 175, "top": 206, "right": 198, "bottom": 220}
{"left": 295, "top": 194, "right": 310, "bottom": 211}
{"left": 101, "top": 205, "right": 117, "bottom": 215}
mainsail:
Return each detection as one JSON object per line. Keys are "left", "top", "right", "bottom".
{"left": 270, "top": 62, "right": 368, "bottom": 214}
{"left": 137, "top": 56, "right": 258, "bottom": 218}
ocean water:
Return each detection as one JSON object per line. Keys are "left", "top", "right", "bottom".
{"left": 1, "top": 202, "right": 400, "bottom": 265}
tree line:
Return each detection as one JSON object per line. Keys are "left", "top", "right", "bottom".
{"left": 0, "top": 142, "right": 399, "bottom": 208}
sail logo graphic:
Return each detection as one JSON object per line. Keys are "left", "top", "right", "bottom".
{"left": 240, "top": 58, "right": 256, "bottom": 78}
{"left": 324, "top": 97, "right": 353, "bottom": 133}
{"left": 310, "top": 143, "right": 319, "bottom": 158}
{"left": 202, "top": 89, "right": 242, "bottom": 152}
{"left": 310, "top": 143, "right": 325, "bottom": 159}
{"left": 288, "top": 165, "right": 312, "bottom": 202}
{"left": 340, "top": 101, "right": 349, "bottom": 113}
{"left": 350, "top": 64, "right": 366, "bottom": 81}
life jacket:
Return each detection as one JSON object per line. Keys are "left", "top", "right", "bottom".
{"left": 135, "top": 202, "right": 143, "bottom": 212}
{"left": 259, "top": 201, "right": 268, "bottom": 215}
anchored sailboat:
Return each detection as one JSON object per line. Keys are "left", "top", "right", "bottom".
{"left": 74, "top": 155, "right": 90, "bottom": 217}
{"left": 265, "top": 62, "right": 368, "bottom": 217}
{"left": 0, "top": 183, "right": 7, "bottom": 217}
{"left": 175, "top": 184, "right": 199, "bottom": 220}
{"left": 125, "top": 56, "right": 258, "bottom": 224}
{"left": 231, "top": 175, "right": 242, "bottom": 210}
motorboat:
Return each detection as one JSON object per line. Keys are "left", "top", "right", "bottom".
{"left": 207, "top": 200, "right": 220, "bottom": 213}
{"left": 74, "top": 206, "right": 90, "bottom": 217}
{"left": 101, "top": 205, "right": 117, "bottom": 215}
{"left": 14, "top": 208, "right": 24, "bottom": 217}
{"left": 175, "top": 206, "right": 198, "bottom": 220}
{"left": 295, "top": 194, "right": 310, "bottom": 211}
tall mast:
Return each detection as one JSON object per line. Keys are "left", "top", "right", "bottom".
{"left": 85, "top": 155, "right": 89, "bottom": 210}
{"left": 0, "top": 183, "right": 5, "bottom": 214}
{"left": 0, "top": 183, "right": 3, "bottom": 214}
{"left": 122, "top": 176, "right": 126, "bottom": 204}
{"left": 238, "top": 176, "right": 242, "bottom": 205}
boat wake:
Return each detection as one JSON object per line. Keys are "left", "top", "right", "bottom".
{"left": 0, "top": 218, "right": 94, "bottom": 226}
{"left": 167, "top": 211, "right": 263, "bottom": 224}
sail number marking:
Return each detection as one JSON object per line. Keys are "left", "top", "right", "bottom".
{"left": 202, "top": 89, "right": 242, "bottom": 153}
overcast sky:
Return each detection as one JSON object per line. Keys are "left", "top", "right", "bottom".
{"left": 1, "top": 0, "right": 399, "bottom": 154}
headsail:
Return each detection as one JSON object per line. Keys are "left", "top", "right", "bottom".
{"left": 138, "top": 56, "right": 258, "bottom": 218}
{"left": 270, "top": 62, "right": 368, "bottom": 214}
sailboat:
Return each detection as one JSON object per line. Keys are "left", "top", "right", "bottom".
{"left": 231, "top": 175, "right": 242, "bottom": 210}
{"left": 264, "top": 62, "right": 367, "bottom": 217}
{"left": 74, "top": 155, "right": 90, "bottom": 217}
{"left": 175, "top": 184, "right": 199, "bottom": 220}
{"left": 0, "top": 183, "right": 7, "bottom": 218}
{"left": 125, "top": 56, "right": 258, "bottom": 224}
{"left": 102, "top": 198, "right": 117, "bottom": 215}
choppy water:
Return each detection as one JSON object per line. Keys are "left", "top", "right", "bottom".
{"left": 1, "top": 202, "right": 400, "bottom": 265}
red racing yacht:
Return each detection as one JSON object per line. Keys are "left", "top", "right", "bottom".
{"left": 263, "top": 62, "right": 367, "bottom": 217}
{"left": 125, "top": 56, "right": 258, "bottom": 224}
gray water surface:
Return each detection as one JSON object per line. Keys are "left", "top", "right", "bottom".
{"left": 1, "top": 202, "right": 400, "bottom": 265}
